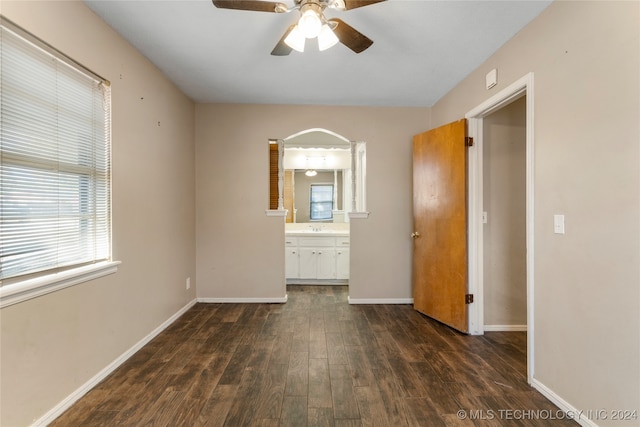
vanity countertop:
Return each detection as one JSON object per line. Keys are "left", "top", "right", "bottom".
{"left": 285, "top": 229, "right": 349, "bottom": 237}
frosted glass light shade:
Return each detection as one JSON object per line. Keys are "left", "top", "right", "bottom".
{"left": 298, "top": 9, "right": 322, "bottom": 39}
{"left": 284, "top": 26, "right": 305, "bottom": 52}
{"left": 318, "top": 24, "right": 339, "bottom": 51}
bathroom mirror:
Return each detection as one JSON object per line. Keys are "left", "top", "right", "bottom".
{"left": 269, "top": 128, "right": 366, "bottom": 223}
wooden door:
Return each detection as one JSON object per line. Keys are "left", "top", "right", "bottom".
{"left": 412, "top": 119, "right": 469, "bottom": 333}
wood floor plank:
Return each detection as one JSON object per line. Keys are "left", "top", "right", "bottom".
{"left": 308, "top": 407, "right": 335, "bottom": 427}
{"left": 329, "top": 363, "right": 351, "bottom": 380}
{"left": 285, "top": 351, "right": 309, "bottom": 396}
{"left": 48, "top": 388, "right": 111, "bottom": 427}
{"left": 222, "top": 368, "right": 263, "bottom": 426}
{"left": 217, "top": 344, "right": 254, "bottom": 385}
{"left": 345, "top": 344, "right": 375, "bottom": 387}
{"left": 387, "top": 357, "right": 428, "bottom": 398}
{"left": 334, "top": 420, "right": 362, "bottom": 427}
{"left": 326, "top": 332, "right": 348, "bottom": 365}
{"left": 137, "top": 389, "right": 185, "bottom": 426}
{"left": 310, "top": 335, "right": 329, "bottom": 359}
{"left": 51, "top": 285, "right": 576, "bottom": 427}
{"left": 281, "top": 395, "right": 308, "bottom": 426}
{"left": 354, "top": 386, "right": 393, "bottom": 426}
{"left": 269, "top": 331, "right": 293, "bottom": 365}
{"left": 197, "top": 384, "right": 238, "bottom": 426}
{"left": 403, "top": 397, "right": 448, "bottom": 427}
{"left": 331, "top": 378, "right": 360, "bottom": 419}
{"left": 251, "top": 363, "right": 287, "bottom": 420}
{"left": 371, "top": 368, "right": 410, "bottom": 427}
{"left": 308, "top": 358, "right": 332, "bottom": 408}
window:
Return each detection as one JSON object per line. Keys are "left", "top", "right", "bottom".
{"left": 0, "top": 18, "right": 112, "bottom": 284}
{"left": 310, "top": 184, "right": 333, "bottom": 221}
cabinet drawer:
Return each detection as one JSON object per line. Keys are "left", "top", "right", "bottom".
{"left": 284, "top": 237, "right": 298, "bottom": 247}
{"left": 336, "top": 237, "right": 350, "bottom": 247}
{"left": 299, "top": 237, "right": 335, "bottom": 247}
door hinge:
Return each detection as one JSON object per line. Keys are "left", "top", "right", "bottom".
{"left": 465, "top": 294, "right": 474, "bottom": 304}
{"left": 465, "top": 137, "right": 474, "bottom": 147}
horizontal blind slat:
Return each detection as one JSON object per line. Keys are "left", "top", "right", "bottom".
{"left": 1, "top": 21, "right": 112, "bottom": 281}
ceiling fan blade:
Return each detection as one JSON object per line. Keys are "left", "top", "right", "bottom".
{"left": 271, "top": 25, "right": 295, "bottom": 56}
{"left": 212, "top": 0, "right": 288, "bottom": 13}
{"left": 329, "top": 18, "right": 373, "bottom": 53}
{"left": 343, "top": 0, "right": 386, "bottom": 11}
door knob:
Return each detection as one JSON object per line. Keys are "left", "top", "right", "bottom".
{"left": 411, "top": 231, "right": 421, "bottom": 239}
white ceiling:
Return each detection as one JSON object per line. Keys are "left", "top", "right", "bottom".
{"left": 84, "top": 0, "right": 551, "bottom": 107}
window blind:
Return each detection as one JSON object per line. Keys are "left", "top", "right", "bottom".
{"left": 0, "top": 19, "right": 112, "bottom": 281}
{"left": 310, "top": 184, "right": 333, "bottom": 221}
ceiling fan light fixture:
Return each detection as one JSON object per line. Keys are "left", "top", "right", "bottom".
{"left": 298, "top": 6, "right": 323, "bottom": 38}
{"left": 284, "top": 25, "right": 306, "bottom": 52}
{"left": 317, "top": 24, "right": 339, "bottom": 51}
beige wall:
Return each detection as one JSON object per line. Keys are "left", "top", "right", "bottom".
{"left": 0, "top": 2, "right": 196, "bottom": 426}
{"left": 483, "top": 97, "right": 527, "bottom": 326}
{"left": 195, "top": 104, "right": 430, "bottom": 301}
{"left": 432, "top": 1, "right": 639, "bottom": 422}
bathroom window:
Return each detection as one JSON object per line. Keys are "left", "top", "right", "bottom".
{"left": 0, "top": 18, "right": 112, "bottom": 282}
{"left": 309, "top": 184, "right": 334, "bottom": 221}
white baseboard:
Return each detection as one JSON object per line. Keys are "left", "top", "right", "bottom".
{"left": 32, "top": 298, "right": 197, "bottom": 427}
{"left": 197, "top": 295, "right": 288, "bottom": 303}
{"left": 348, "top": 297, "right": 413, "bottom": 304}
{"left": 484, "top": 324, "right": 528, "bottom": 332}
{"left": 531, "top": 378, "right": 599, "bottom": 427}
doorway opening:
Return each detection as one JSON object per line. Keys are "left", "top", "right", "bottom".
{"left": 466, "top": 73, "right": 535, "bottom": 383}
{"left": 269, "top": 128, "right": 366, "bottom": 290}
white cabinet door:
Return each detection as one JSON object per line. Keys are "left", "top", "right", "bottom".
{"left": 316, "top": 248, "right": 336, "bottom": 279}
{"left": 299, "top": 247, "right": 317, "bottom": 279}
{"left": 285, "top": 247, "right": 299, "bottom": 278}
{"left": 336, "top": 248, "right": 349, "bottom": 280}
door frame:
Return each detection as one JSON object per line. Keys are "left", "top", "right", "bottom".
{"left": 465, "top": 73, "right": 534, "bottom": 384}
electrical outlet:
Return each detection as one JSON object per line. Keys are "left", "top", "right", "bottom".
{"left": 186, "top": 277, "right": 191, "bottom": 290}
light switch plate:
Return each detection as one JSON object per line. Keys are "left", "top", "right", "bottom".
{"left": 553, "top": 214, "right": 565, "bottom": 234}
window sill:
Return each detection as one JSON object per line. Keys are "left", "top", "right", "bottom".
{"left": 0, "top": 261, "right": 121, "bottom": 309}
{"left": 265, "top": 209, "right": 287, "bottom": 217}
{"left": 349, "top": 212, "right": 370, "bottom": 219}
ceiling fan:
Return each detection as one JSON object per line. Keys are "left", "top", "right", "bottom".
{"left": 212, "top": 0, "right": 386, "bottom": 55}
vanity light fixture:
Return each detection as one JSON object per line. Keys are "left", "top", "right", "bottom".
{"left": 305, "top": 170, "right": 318, "bottom": 177}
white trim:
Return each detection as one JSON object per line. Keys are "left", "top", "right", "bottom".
{"left": 348, "top": 211, "right": 370, "bottom": 219}
{"left": 197, "top": 295, "right": 288, "bottom": 303}
{"left": 348, "top": 297, "right": 413, "bottom": 304}
{"left": 466, "top": 117, "right": 483, "bottom": 335}
{"left": 0, "top": 261, "right": 121, "bottom": 309}
{"left": 31, "top": 298, "right": 197, "bottom": 427}
{"left": 465, "top": 72, "right": 535, "bottom": 384}
{"left": 483, "top": 324, "right": 528, "bottom": 332}
{"left": 265, "top": 209, "right": 287, "bottom": 217}
{"left": 531, "top": 379, "right": 598, "bottom": 427}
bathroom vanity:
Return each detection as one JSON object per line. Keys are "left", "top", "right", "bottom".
{"left": 285, "top": 225, "right": 349, "bottom": 284}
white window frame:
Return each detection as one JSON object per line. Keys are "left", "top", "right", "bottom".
{"left": 309, "top": 183, "right": 334, "bottom": 221}
{"left": 0, "top": 17, "right": 119, "bottom": 308}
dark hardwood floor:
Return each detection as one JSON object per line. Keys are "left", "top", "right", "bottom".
{"left": 51, "top": 286, "right": 576, "bottom": 426}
